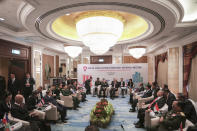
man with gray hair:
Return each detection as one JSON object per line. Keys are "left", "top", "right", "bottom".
{"left": 11, "top": 94, "right": 50, "bottom": 131}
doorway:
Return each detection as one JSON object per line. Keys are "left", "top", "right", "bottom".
{"left": 8, "top": 59, "right": 29, "bottom": 89}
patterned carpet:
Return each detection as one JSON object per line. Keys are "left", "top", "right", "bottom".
{"left": 51, "top": 95, "right": 145, "bottom": 131}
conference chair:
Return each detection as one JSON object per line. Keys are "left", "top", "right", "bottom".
{"left": 60, "top": 94, "right": 74, "bottom": 108}
{"left": 8, "top": 113, "right": 30, "bottom": 126}
{"left": 115, "top": 88, "right": 121, "bottom": 97}
{"left": 76, "top": 92, "right": 82, "bottom": 101}
{"left": 91, "top": 86, "right": 98, "bottom": 96}
{"left": 45, "top": 105, "right": 61, "bottom": 121}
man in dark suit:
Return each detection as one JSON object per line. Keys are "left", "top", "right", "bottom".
{"left": 23, "top": 73, "right": 35, "bottom": 101}
{"left": 135, "top": 90, "right": 166, "bottom": 128}
{"left": 119, "top": 78, "right": 126, "bottom": 98}
{"left": 163, "top": 85, "right": 176, "bottom": 111}
{"left": 130, "top": 84, "right": 152, "bottom": 112}
{"left": 152, "top": 82, "right": 160, "bottom": 99}
{"left": 129, "top": 83, "right": 144, "bottom": 104}
{"left": 66, "top": 77, "right": 72, "bottom": 86}
{"left": 99, "top": 79, "right": 108, "bottom": 98}
{"left": 0, "top": 92, "right": 12, "bottom": 119}
{"left": 110, "top": 79, "right": 119, "bottom": 99}
{"left": 44, "top": 90, "right": 68, "bottom": 122}
{"left": 37, "top": 86, "right": 43, "bottom": 101}
{"left": 26, "top": 90, "right": 39, "bottom": 111}
{"left": 85, "top": 76, "right": 92, "bottom": 95}
{"left": 8, "top": 73, "right": 20, "bottom": 102}
{"left": 94, "top": 77, "right": 101, "bottom": 96}
{"left": 11, "top": 94, "right": 50, "bottom": 131}
{"left": 144, "top": 82, "right": 160, "bottom": 105}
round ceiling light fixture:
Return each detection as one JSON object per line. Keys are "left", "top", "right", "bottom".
{"left": 64, "top": 46, "right": 82, "bottom": 58}
{"left": 75, "top": 11, "right": 125, "bottom": 55}
{"left": 129, "top": 46, "right": 146, "bottom": 59}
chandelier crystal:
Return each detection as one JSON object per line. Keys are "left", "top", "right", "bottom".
{"left": 129, "top": 47, "right": 146, "bottom": 59}
{"left": 76, "top": 12, "right": 124, "bottom": 55}
{"left": 89, "top": 46, "right": 109, "bottom": 55}
{"left": 64, "top": 46, "right": 82, "bottom": 58}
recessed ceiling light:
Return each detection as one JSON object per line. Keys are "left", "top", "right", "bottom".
{"left": 0, "top": 18, "right": 5, "bottom": 21}
{"left": 66, "top": 13, "right": 70, "bottom": 16}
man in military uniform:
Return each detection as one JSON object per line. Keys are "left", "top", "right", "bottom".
{"left": 158, "top": 101, "right": 186, "bottom": 131}
{"left": 177, "top": 93, "right": 197, "bottom": 124}
{"left": 61, "top": 85, "right": 80, "bottom": 110}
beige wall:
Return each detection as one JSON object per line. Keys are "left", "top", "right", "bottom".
{"left": 0, "top": 57, "right": 9, "bottom": 88}
{"left": 168, "top": 47, "right": 179, "bottom": 94}
{"left": 147, "top": 56, "right": 154, "bottom": 83}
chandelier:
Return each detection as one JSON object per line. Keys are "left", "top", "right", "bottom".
{"left": 89, "top": 46, "right": 109, "bottom": 55}
{"left": 64, "top": 46, "right": 82, "bottom": 58}
{"left": 76, "top": 11, "right": 124, "bottom": 55}
{"left": 129, "top": 46, "right": 146, "bottom": 59}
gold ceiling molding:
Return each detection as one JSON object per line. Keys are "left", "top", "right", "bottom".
{"left": 51, "top": 10, "right": 149, "bottom": 41}
{"left": 75, "top": 10, "right": 125, "bottom": 24}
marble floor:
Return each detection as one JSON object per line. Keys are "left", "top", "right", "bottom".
{"left": 51, "top": 95, "right": 145, "bottom": 131}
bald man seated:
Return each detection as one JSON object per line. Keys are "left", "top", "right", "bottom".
{"left": 11, "top": 94, "right": 50, "bottom": 131}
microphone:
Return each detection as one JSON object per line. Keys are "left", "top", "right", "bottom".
{"left": 121, "top": 124, "right": 125, "bottom": 131}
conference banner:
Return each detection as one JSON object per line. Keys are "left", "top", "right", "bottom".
{"left": 77, "top": 64, "right": 148, "bottom": 87}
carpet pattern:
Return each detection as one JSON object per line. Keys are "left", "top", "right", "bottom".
{"left": 51, "top": 95, "right": 145, "bottom": 131}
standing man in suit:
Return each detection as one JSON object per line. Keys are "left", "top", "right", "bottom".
{"left": 8, "top": 73, "right": 20, "bottom": 102}
{"left": 85, "top": 76, "right": 92, "bottom": 95}
{"left": 119, "top": 78, "right": 126, "bottom": 98}
{"left": 23, "top": 72, "right": 35, "bottom": 101}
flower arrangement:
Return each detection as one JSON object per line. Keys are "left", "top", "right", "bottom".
{"left": 90, "top": 99, "right": 114, "bottom": 128}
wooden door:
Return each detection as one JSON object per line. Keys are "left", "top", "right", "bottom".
{"left": 8, "top": 60, "right": 28, "bottom": 89}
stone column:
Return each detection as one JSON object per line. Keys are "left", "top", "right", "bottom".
{"left": 147, "top": 55, "right": 154, "bottom": 83}
{"left": 168, "top": 47, "right": 179, "bottom": 94}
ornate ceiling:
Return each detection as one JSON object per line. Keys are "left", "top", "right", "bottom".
{"left": 0, "top": 0, "right": 197, "bottom": 55}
